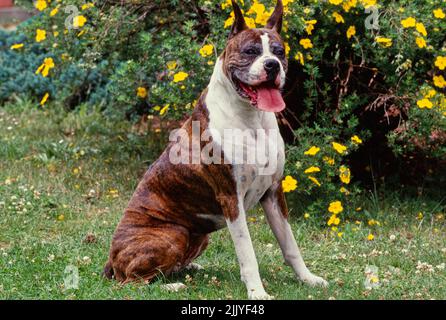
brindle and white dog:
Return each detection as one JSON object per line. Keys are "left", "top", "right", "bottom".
{"left": 104, "top": 0, "right": 328, "bottom": 299}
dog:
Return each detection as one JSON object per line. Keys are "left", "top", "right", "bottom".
{"left": 104, "top": 0, "right": 328, "bottom": 299}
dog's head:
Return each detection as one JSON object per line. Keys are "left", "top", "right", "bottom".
{"left": 221, "top": 0, "right": 287, "bottom": 112}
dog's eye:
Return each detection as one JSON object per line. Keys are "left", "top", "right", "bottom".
{"left": 243, "top": 47, "right": 259, "bottom": 55}
{"left": 273, "top": 47, "right": 285, "bottom": 57}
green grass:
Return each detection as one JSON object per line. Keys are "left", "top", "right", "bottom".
{"left": 0, "top": 102, "right": 445, "bottom": 300}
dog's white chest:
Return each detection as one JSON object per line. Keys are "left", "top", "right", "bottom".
{"left": 233, "top": 134, "right": 285, "bottom": 211}
{"left": 207, "top": 107, "right": 285, "bottom": 211}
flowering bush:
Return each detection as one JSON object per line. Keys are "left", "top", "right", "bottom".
{"left": 3, "top": 0, "right": 446, "bottom": 232}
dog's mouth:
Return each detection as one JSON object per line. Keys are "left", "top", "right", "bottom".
{"left": 234, "top": 78, "right": 286, "bottom": 113}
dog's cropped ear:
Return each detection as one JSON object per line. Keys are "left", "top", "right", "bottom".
{"left": 229, "top": 0, "right": 248, "bottom": 39}
{"left": 266, "top": 0, "right": 283, "bottom": 33}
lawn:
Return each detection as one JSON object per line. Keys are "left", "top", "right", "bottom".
{"left": 0, "top": 102, "right": 445, "bottom": 300}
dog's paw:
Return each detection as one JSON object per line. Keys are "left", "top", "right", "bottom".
{"left": 161, "top": 282, "right": 187, "bottom": 292}
{"left": 299, "top": 273, "right": 329, "bottom": 288}
{"left": 248, "top": 289, "right": 274, "bottom": 300}
{"left": 185, "top": 262, "right": 204, "bottom": 271}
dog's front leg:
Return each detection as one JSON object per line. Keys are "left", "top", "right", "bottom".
{"left": 225, "top": 200, "right": 273, "bottom": 300}
{"left": 260, "top": 183, "right": 328, "bottom": 287}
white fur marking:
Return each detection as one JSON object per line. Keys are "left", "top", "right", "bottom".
{"left": 261, "top": 33, "right": 272, "bottom": 56}
{"left": 226, "top": 203, "right": 273, "bottom": 300}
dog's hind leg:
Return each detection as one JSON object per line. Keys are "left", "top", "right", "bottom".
{"left": 173, "top": 233, "right": 209, "bottom": 273}
{"left": 105, "top": 212, "right": 192, "bottom": 284}
{"left": 261, "top": 183, "right": 328, "bottom": 287}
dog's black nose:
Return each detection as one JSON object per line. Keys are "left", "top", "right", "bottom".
{"left": 264, "top": 59, "right": 280, "bottom": 77}
{"left": 264, "top": 59, "right": 280, "bottom": 72}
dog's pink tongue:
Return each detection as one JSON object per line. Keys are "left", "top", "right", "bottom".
{"left": 256, "top": 87, "right": 286, "bottom": 112}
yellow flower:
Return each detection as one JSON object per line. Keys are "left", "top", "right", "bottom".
{"left": 247, "top": 1, "right": 264, "bottom": 15}
{"left": 245, "top": 17, "right": 256, "bottom": 29}
{"left": 416, "top": 37, "right": 427, "bottom": 49}
{"left": 224, "top": 15, "right": 235, "bottom": 29}
{"left": 282, "top": 175, "right": 298, "bottom": 193}
{"left": 346, "top": 26, "right": 356, "bottom": 39}
{"left": 433, "top": 9, "right": 445, "bottom": 19}
{"left": 81, "top": 3, "right": 95, "bottom": 10}
{"left": 417, "top": 212, "right": 424, "bottom": 220}
{"left": 160, "top": 104, "right": 170, "bottom": 116}
{"left": 199, "top": 44, "right": 214, "bottom": 58}
{"left": 173, "top": 71, "right": 189, "bottom": 83}
{"left": 304, "top": 166, "right": 321, "bottom": 174}
{"left": 167, "top": 60, "right": 177, "bottom": 70}
{"left": 304, "top": 213, "right": 310, "bottom": 219}
{"left": 323, "top": 156, "right": 335, "bottom": 165}
{"left": 35, "top": 0, "right": 47, "bottom": 11}
{"left": 337, "top": 232, "right": 343, "bottom": 238}
{"left": 433, "top": 75, "right": 446, "bottom": 89}
{"left": 136, "top": 87, "right": 148, "bottom": 99}
{"left": 10, "top": 43, "right": 24, "bottom": 50}
{"left": 40, "top": 92, "right": 49, "bottom": 106}
{"left": 415, "top": 23, "right": 427, "bottom": 37}
{"left": 340, "top": 187, "right": 350, "bottom": 195}
{"left": 308, "top": 176, "right": 321, "bottom": 187}
{"left": 417, "top": 98, "right": 433, "bottom": 109}
{"left": 401, "top": 17, "right": 416, "bottom": 28}
{"left": 35, "top": 57, "right": 55, "bottom": 77}
{"left": 424, "top": 89, "right": 436, "bottom": 99}
{"left": 328, "top": 201, "right": 343, "bottom": 214}
{"left": 50, "top": 7, "right": 59, "bottom": 17}
{"left": 332, "top": 12, "right": 345, "bottom": 24}
{"left": 304, "top": 146, "right": 320, "bottom": 156}
{"left": 36, "top": 29, "right": 46, "bottom": 42}
{"left": 367, "top": 233, "right": 375, "bottom": 241}
{"left": 351, "top": 135, "right": 363, "bottom": 144}
{"left": 305, "top": 20, "right": 317, "bottom": 35}
{"left": 221, "top": 0, "right": 233, "bottom": 10}
{"left": 327, "top": 214, "right": 341, "bottom": 226}
{"left": 343, "top": 0, "right": 357, "bottom": 12}
{"left": 284, "top": 42, "right": 290, "bottom": 56}
{"left": 299, "top": 38, "right": 313, "bottom": 49}
{"left": 361, "top": 0, "right": 376, "bottom": 8}
{"left": 375, "top": 37, "right": 392, "bottom": 48}
{"left": 329, "top": 0, "right": 343, "bottom": 5}
{"left": 339, "top": 166, "right": 351, "bottom": 184}
{"left": 247, "top": 2, "right": 272, "bottom": 26}
{"left": 332, "top": 142, "right": 347, "bottom": 154}
{"left": 305, "top": 19, "right": 317, "bottom": 25}
{"left": 295, "top": 51, "right": 305, "bottom": 66}
{"left": 73, "top": 15, "right": 87, "bottom": 28}
{"left": 256, "top": 10, "right": 273, "bottom": 26}
{"left": 434, "top": 56, "right": 446, "bottom": 71}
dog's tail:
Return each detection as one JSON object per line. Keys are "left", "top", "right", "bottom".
{"left": 102, "top": 260, "right": 114, "bottom": 280}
